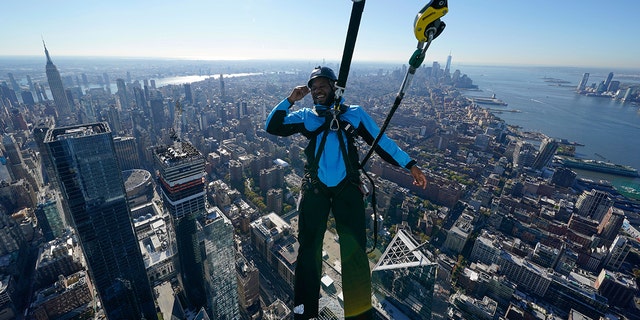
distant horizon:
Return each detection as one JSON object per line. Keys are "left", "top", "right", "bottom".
{"left": 2, "top": 55, "right": 640, "bottom": 73}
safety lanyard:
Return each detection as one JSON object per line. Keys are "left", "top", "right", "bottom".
{"left": 326, "top": 0, "right": 447, "bottom": 254}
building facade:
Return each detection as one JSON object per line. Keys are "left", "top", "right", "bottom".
{"left": 201, "top": 207, "right": 240, "bottom": 319}
{"left": 154, "top": 141, "right": 208, "bottom": 309}
{"left": 45, "top": 122, "right": 157, "bottom": 319}
{"left": 43, "top": 42, "right": 73, "bottom": 123}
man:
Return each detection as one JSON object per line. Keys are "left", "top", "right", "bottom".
{"left": 266, "top": 66, "right": 427, "bottom": 320}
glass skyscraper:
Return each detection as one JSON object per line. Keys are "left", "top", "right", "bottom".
{"left": 372, "top": 228, "right": 437, "bottom": 319}
{"left": 45, "top": 122, "right": 157, "bottom": 320}
{"left": 201, "top": 207, "right": 240, "bottom": 319}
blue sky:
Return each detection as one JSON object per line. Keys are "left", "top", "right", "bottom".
{"left": 1, "top": 0, "right": 638, "bottom": 68}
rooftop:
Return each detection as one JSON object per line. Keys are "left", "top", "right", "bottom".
{"left": 46, "top": 122, "right": 109, "bottom": 142}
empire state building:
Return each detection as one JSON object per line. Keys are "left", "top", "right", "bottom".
{"left": 44, "top": 41, "right": 73, "bottom": 124}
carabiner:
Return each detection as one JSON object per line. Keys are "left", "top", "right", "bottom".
{"left": 329, "top": 110, "right": 340, "bottom": 131}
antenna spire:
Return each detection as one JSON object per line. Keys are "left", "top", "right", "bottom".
{"left": 42, "top": 37, "right": 52, "bottom": 63}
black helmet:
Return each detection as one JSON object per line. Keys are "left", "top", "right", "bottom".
{"left": 307, "top": 66, "right": 337, "bottom": 88}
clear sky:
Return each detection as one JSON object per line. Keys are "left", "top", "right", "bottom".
{"left": 1, "top": 0, "right": 638, "bottom": 69}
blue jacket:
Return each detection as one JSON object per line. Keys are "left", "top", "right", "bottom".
{"left": 266, "top": 98, "right": 416, "bottom": 187}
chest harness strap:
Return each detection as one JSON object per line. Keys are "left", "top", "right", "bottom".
{"left": 304, "top": 113, "right": 379, "bottom": 253}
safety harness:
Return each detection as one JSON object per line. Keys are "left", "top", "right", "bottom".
{"left": 315, "top": 0, "right": 448, "bottom": 253}
{"left": 303, "top": 108, "right": 360, "bottom": 189}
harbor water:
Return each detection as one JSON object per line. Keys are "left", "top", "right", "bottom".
{"left": 459, "top": 65, "right": 640, "bottom": 199}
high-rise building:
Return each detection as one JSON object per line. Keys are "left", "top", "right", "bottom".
{"left": 512, "top": 141, "right": 536, "bottom": 168}
{"left": 551, "top": 167, "right": 576, "bottom": 188}
{"left": 266, "top": 188, "right": 283, "bottom": 214}
{"left": 622, "top": 87, "right": 633, "bottom": 101}
{"left": 532, "top": 138, "right": 558, "bottom": 170}
{"left": 34, "top": 234, "right": 83, "bottom": 288}
{"left": 107, "top": 105, "right": 122, "bottom": 134}
{"left": 603, "top": 72, "right": 614, "bottom": 91}
{"left": 0, "top": 82, "right": 18, "bottom": 107}
{"left": 27, "top": 74, "right": 35, "bottom": 94}
{"left": 113, "top": 136, "right": 141, "bottom": 170}
{"left": 29, "top": 271, "right": 93, "bottom": 319}
{"left": 21, "top": 90, "right": 36, "bottom": 107}
{"left": 443, "top": 213, "right": 474, "bottom": 254}
{"left": 236, "top": 253, "right": 260, "bottom": 320}
{"left": 150, "top": 96, "right": 166, "bottom": 137}
{"left": 184, "top": 83, "right": 193, "bottom": 103}
{"left": 7, "top": 72, "right": 21, "bottom": 94}
{"left": 259, "top": 165, "right": 283, "bottom": 195}
{"left": 220, "top": 74, "right": 225, "bottom": 101}
{"left": 201, "top": 207, "right": 240, "bottom": 319}
{"left": 575, "top": 189, "right": 613, "bottom": 222}
{"left": 45, "top": 122, "right": 158, "bottom": 319}
{"left": 1, "top": 133, "right": 26, "bottom": 181}
{"left": 470, "top": 231, "right": 501, "bottom": 265}
{"left": 372, "top": 228, "right": 437, "bottom": 320}
{"left": 444, "top": 53, "right": 452, "bottom": 75}
{"left": 604, "top": 235, "right": 631, "bottom": 271}
{"left": 577, "top": 73, "right": 590, "bottom": 92}
{"left": 33, "top": 119, "right": 58, "bottom": 186}
{"left": 594, "top": 269, "right": 637, "bottom": 308}
{"left": 34, "top": 191, "right": 65, "bottom": 242}
{"left": 496, "top": 251, "right": 552, "bottom": 297}
{"left": 116, "top": 78, "right": 129, "bottom": 109}
{"left": 154, "top": 140, "right": 207, "bottom": 309}
{"left": 597, "top": 207, "right": 625, "bottom": 242}
{"left": 43, "top": 41, "right": 73, "bottom": 123}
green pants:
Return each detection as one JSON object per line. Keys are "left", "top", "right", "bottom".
{"left": 293, "top": 177, "right": 373, "bottom": 320}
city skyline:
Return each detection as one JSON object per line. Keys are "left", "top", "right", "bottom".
{"left": 1, "top": 1, "right": 639, "bottom": 69}
{"left": 0, "top": 36, "right": 639, "bottom": 318}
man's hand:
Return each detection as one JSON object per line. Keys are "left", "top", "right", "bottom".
{"left": 287, "top": 85, "right": 310, "bottom": 105}
{"left": 410, "top": 165, "right": 427, "bottom": 189}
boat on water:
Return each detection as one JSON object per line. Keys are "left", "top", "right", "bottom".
{"left": 558, "top": 157, "right": 639, "bottom": 177}
{"left": 558, "top": 138, "right": 584, "bottom": 146}
{"left": 470, "top": 94, "right": 508, "bottom": 106}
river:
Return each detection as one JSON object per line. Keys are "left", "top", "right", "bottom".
{"left": 458, "top": 64, "right": 640, "bottom": 199}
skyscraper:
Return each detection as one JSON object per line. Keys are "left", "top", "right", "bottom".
{"left": 597, "top": 207, "right": 625, "bottom": 244}
{"left": 150, "top": 96, "right": 166, "bottom": 137}
{"left": 7, "top": 72, "right": 21, "bottom": 93}
{"left": 575, "top": 189, "right": 613, "bottom": 222}
{"left": 116, "top": 78, "right": 129, "bottom": 109}
{"left": 33, "top": 119, "right": 58, "bottom": 186}
{"left": 372, "top": 228, "right": 437, "bottom": 319}
{"left": 154, "top": 140, "right": 207, "bottom": 309}
{"left": 44, "top": 41, "right": 73, "bottom": 123}
{"left": 604, "top": 72, "right": 614, "bottom": 91}
{"left": 604, "top": 235, "right": 631, "bottom": 271}
{"left": 577, "top": 73, "right": 590, "bottom": 92}
{"left": 201, "top": 207, "right": 240, "bottom": 319}
{"left": 532, "top": 138, "right": 558, "bottom": 170}
{"left": 2, "top": 133, "right": 26, "bottom": 181}
{"left": 113, "top": 136, "right": 142, "bottom": 170}
{"left": 220, "top": 74, "right": 225, "bottom": 99}
{"left": 34, "top": 191, "right": 65, "bottom": 242}
{"left": 444, "top": 52, "right": 452, "bottom": 75}
{"left": 184, "top": 83, "right": 193, "bottom": 104}
{"left": 45, "top": 122, "right": 157, "bottom": 319}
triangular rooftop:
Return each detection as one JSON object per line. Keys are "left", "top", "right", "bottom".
{"left": 373, "top": 228, "right": 435, "bottom": 271}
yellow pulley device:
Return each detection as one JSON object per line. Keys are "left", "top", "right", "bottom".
{"left": 414, "top": 0, "right": 448, "bottom": 42}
